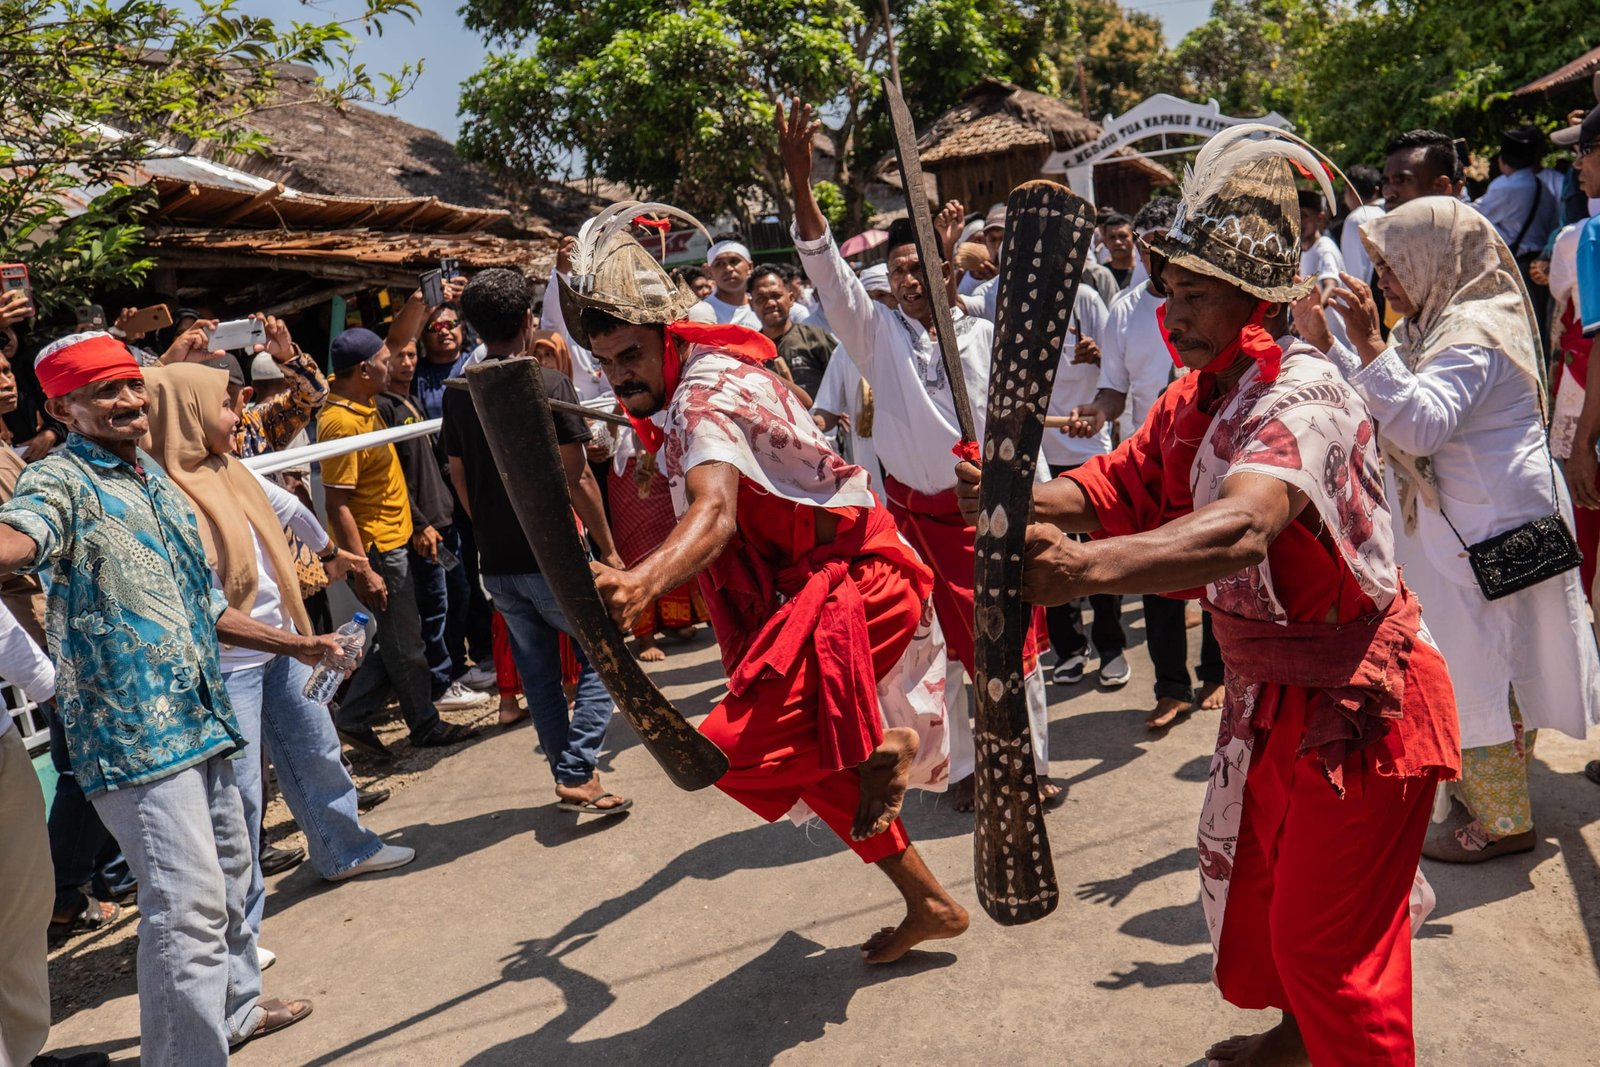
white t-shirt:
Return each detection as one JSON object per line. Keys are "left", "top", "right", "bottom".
{"left": 216, "top": 470, "right": 332, "bottom": 673}
{"left": 1097, "top": 282, "right": 1175, "bottom": 438}
{"left": 1040, "top": 285, "right": 1112, "bottom": 468}
{"left": 1300, "top": 234, "right": 1345, "bottom": 285}
{"left": 0, "top": 605, "right": 54, "bottom": 738}
{"left": 810, "top": 344, "right": 882, "bottom": 502}
{"left": 688, "top": 293, "right": 762, "bottom": 330}
{"left": 1340, "top": 204, "right": 1385, "bottom": 282}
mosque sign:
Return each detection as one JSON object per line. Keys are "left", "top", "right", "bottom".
{"left": 1043, "top": 93, "right": 1293, "bottom": 202}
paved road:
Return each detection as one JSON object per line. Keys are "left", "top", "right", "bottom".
{"left": 40, "top": 616, "right": 1600, "bottom": 1064}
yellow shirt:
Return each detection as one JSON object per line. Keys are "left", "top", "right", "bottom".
{"left": 317, "top": 395, "right": 413, "bottom": 553}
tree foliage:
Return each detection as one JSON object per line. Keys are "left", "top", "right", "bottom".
{"left": 0, "top": 0, "right": 421, "bottom": 316}
{"left": 456, "top": 0, "right": 1073, "bottom": 233}
{"left": 1055, "top": 0, "right": 1181, "bottom": 121}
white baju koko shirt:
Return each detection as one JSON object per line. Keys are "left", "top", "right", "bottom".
{"left": 1326, "top": 338, "right": 1600, "bottom": 750}
{"left": 1098, "top": 281, "right": 1176, "bottom": 439}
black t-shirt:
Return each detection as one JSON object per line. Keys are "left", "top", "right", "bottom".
{"left": 376, "top": 392, "right": 455, "bottom": 531}
{"left": 1109, "top": 264, "right": 1134, "bottom": 290}
{"left": 775, "top": 324, "right": 835, "bottom": 397}
{"left": 441, "top": 362, "right": 591, "bottom": 575}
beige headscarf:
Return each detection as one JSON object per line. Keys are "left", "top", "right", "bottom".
{"left": 1358, "top": 196, "right": 1546, "bottom": 533}
{"left": 143, "top": 364, "right": 313, "bottom": 638}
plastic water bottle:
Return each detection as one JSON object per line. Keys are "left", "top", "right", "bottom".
{"left": 302, "top": 613, "right": 371, "bottom": 704}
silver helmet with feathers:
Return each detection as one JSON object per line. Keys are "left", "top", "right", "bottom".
{"left": 557, "top": 201, "right": 710, "bottom": 348}
{"left": 1150, "top": 123, "right": 1349, "bottom": 303}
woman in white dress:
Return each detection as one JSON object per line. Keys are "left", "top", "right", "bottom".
{"left": 1298, "top": 196, "right": 1600, "bottom": 863}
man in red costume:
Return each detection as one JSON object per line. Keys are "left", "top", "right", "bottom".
{"left": 559, "top": 205, "right": 967, "bottom": 963}
{"left": 958, "top": 128, "right": 1460, "bottom": 1065}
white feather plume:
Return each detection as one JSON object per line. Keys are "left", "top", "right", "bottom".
{"left": 568, "top": 200, "right": 711, "bottom": 292}
{"left": 1181, "top": 122, "right": 1345, "bottom": 215}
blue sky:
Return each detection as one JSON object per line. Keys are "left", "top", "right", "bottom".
{"left": 209, "top": 0, "right": 1213, "bottom": 144}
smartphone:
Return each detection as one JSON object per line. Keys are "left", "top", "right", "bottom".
{"left": 119, "top": 304, "right": 173, "bottom": 337}
{"left": 433, "top": 542, "right": 461, "bottom": 572}
{"left": 419, "top": 269, "right": 445, "bottom": 308}
{"left": 439, "top": 257, "right": 461, "bottom": 281}
{"left": 0, "top": 264, "right": 32, "bottom": 310}
{"left": 74, "top": 304, "right": 106, "bottom": 329}
{"left": 205, "top": 318, "right": 266, "bottom": 352}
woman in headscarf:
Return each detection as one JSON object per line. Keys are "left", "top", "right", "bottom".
{"left": 143, "top": 364, "right": 417, "bottom": 952}
{"left": 1303, "top": 196, "right": 1600, "bottom": 863}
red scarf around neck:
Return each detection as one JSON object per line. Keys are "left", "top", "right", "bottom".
{"left": 628, "top": 321, "right": 778, "bottom": 452}
{"left": 1155, "top": 300, "right": 1283, "bottom": 385}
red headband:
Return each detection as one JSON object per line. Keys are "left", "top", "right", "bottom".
{"left": 36, "top": 333, "right": 142, "bottom": 399}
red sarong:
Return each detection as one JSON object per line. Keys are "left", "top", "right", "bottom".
{"left": 697, "top": 480, "right": 931, "bottom": 862}
{"left": 881, "top": 475, "right": 1044, "bottom": 676}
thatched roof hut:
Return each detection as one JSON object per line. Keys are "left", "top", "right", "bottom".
{"left": 880, "top": 78, "right": 1174, "bottom": 214}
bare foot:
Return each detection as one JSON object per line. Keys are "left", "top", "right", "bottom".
{"left": 1146, "top": 696, "right": 1191, "bottom": 730}
{"left": 853, "top": 727, "right": 918, "bottom": 840}
{"left": 949, "top": 773, "right": 975, "bottom": 813}
{"left": 636, "top": 634, "right": 665, "bottom": 662}
{"left": 861, "top": 897, "right": 969, "bottom": 964}
{"left": 497, "top": 697, "right": 529, "bottom": 727}
{"left": 1197, "top": 681, "right": 1225, "bottom": 711}
{"left": 555, "top": 776, "right": 630, "bottom": 811}
{"left": 1038, "top": 777, "right": 1064, "bottom": 806}
{"left": 661, "top": 625, "right": 698, "bottom": 643}
{"left": 1205, "top": 1014, "right": 1309, "bottom": 1066}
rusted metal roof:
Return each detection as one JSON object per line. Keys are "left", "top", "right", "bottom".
{"left": 147, "top": 175, "right": 508, "bottom": 233}
{"left": 1514, "top": 45, "right": 1600, "bottom": 96}
{"left": 143, "top": 227, "right": 557, "bottom": 286}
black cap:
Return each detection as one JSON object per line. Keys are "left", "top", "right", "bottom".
{"left": 201, "top": 353, "right": 245, "bottom": 387}
{"left": 329, "top": 327, "right": 384, "bottom": 374}
{"left": 1499, "top": 125, "right": 1544, "bottom": 167}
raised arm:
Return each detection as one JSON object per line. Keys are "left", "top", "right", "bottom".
{"left": 590, "top": 460, "right": 738, "bottom": 632}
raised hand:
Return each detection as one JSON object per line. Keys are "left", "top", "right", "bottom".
{"left": 252, "top": 314, "right": 294, "bottom": 363}
{"left": 775, "top": 96, "right": 820, "bottom": 190}
{"left": 1289, "top": 287, "right": 1333, "bottom": 353}
{"left": 0, "top": 289, "right": 33, "bottom": 329}
{"left": 160, "top": 319, "right": 222, "bottom": 365}
{"left": 1326, "top": 272, "right": 1384, "bottom": 363}
{"left": 935, "top": 200, "right": 965, "bottom": 259}
{"left": 556, "top": 234, "right": 576, "bottom": 277}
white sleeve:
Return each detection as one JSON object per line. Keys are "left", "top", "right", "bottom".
{"left": 810, "top": 344, "right": 853, "bottom": 415}
{"left": 793, "top": 222, "right": 895, "bottom": 380}
{"left": 0, "top": 606, "right": 53, "bottom": 703}
{"left": 541, "top": 271, "right": 579, "bottom": 354}
{"left": 249, "top": 467, "right": 331, "bottom": 553}
{"left": 1336, "top": 341, "right": 1496, "bottom": 457}
{"left": 1074, "top": 285, "right": 1109, "bottom": 345}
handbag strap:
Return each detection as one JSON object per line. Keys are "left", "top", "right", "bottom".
{"left": 1511, "top": 177, "right": 1546, "bottom": 254}
{"left": 1434, "top": 376, "right": 1560, "bottom": 551}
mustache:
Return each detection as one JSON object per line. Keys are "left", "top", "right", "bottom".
{"left": 614, "top": 382, "right": 650, "bottom": 397}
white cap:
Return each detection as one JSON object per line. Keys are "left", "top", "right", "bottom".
{"left": 249, "top": 351, "right": 285, "bottom": 381}
{"left": 858, "top": 264, "right": 891, "bottom": 294}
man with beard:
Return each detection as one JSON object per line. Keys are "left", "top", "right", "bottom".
{"left": 957, "top": 127, "right": 1460, "bottom": 1065}
{"left": 566, "top": 198, "right": 966, "bottom": 963}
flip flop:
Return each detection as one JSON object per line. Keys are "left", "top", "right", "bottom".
{"left": 556, "top": 793, "right": 634, "bottom": 816}
{"left": 48, "top": 895, "right": 122, "bottom": 943}
{"left": 1585, "top": 760, "right": 1600, "bottom": 787}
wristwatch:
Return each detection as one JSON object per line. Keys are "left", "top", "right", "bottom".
{"left": 317, "top": 544, "right": 341, "bottom": 563}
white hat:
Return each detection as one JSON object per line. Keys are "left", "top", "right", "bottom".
{"left": 249, "top": 351, "right": 285, "bottom": 381}
{"left": 858, "top": 264, "right": 891, "bottom": 294}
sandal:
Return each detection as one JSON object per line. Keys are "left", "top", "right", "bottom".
{"left": 555, "top": 793, "right": 634, "bottom": 816}
{"left": 412, "top": 721, "right": 481, "bottom": 748}
{"left": 48, "top": 895, "right": 122, "bottom": 943}
{"left": 1585, "top": 760, "right": 1600, "bottom": 787}
{"left": 230, "top": 997, "right": 314, "bottom": 1049}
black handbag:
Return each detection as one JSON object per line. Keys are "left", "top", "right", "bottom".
{"left": 1438, "top": 442, "right": 1581, "bottom": 601}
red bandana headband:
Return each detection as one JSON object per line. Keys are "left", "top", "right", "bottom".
{"left": 627, "top": 321, "right": 777, "bottom": 452}
{"left": 35, "top": 332, "right": 143, "bottom": 399}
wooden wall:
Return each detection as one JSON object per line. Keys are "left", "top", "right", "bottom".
{"left": 930, "top": 150, "right": 1160, "bottom": 214}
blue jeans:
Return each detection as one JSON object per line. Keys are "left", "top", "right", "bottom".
{"left": 444, "top": 518, "right": 494, "bottom": 670}
{"left": 410, "top": 538, "right": 454, "bottom": 696}
{"left": 483, "top": 572, "right": 615, "bottom": 786}
{"left": 91, "top": 756, "right": 264, "bottom": 1063}
{"left": 226, "top": 655, "right": 384, "bottom": 936}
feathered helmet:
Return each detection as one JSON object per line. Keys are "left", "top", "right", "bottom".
{"left": 1151, "top": 124, "right": 1347, "bottom": 303}
{"left": 557, "top": 201, "right": 711, "bottom": 348}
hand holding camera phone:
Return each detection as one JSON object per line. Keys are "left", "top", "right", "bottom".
{"left": 205, "top": 318, "right": 267, "bottom": 352}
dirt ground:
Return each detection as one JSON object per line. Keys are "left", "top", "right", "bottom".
{"left": 38, "top": 614, "right": 1600, "bottom": 1064}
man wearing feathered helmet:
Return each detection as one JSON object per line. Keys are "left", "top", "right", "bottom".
{"left": 957, "top": 127, "right": 1461, "bottom": 1065}
{"left": 569, "top": 205, "right": 968, "bottom": 963}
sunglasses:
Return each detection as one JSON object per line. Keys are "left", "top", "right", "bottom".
{"left": 426, "top": 319, "right": 460, "bottom": 333}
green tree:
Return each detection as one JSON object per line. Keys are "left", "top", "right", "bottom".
{"left": 1053, "top": 0, "right": 1180, "bottom": 121}
{"left": 0, "top": 0, "right": 421, "bottom": 317}
{"left": 456, "top": 0, "right": 1073, "bottom": 234}
{"left": 1300, "top": 0, "right": 1597, "bottom": 167}
{"left": 1148, "top": 0, "right": 1335, "bottom": 123}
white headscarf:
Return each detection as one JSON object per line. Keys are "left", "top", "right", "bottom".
{"left": 1359, "top": 196, "right": 1545, "bottom": 532}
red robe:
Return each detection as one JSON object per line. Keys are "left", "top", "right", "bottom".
{"left": 696, "top": 479, "right": 933, "bottom": 863}
{"left": 1069, "top": 358, "right": 1459, "bottom": 1066}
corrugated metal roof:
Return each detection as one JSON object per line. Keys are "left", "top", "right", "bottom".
{"left": 1514, "top": 45, "right": 1600, "bottom": 96}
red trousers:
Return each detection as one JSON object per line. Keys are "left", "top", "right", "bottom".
{"left": 700, "top": 556, "right": 920, "bottom": 863}
{"left": 1215, "top": 691, "right": 1437, "bottom": 1066}
{"left": 1576, "top": 498, "right": 1600, "bottom": 603}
